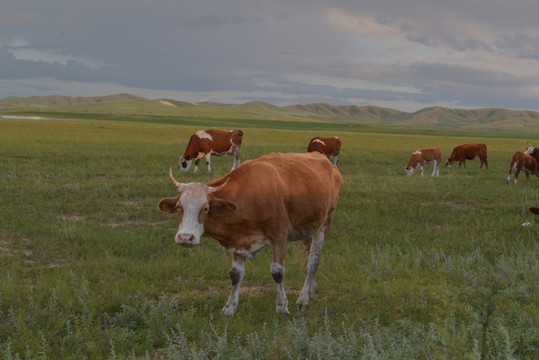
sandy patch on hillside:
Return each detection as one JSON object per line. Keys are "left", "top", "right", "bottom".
{"left": 160, "top": 100, "right": 177, "bottom": 107}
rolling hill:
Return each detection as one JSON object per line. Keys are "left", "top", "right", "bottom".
{"left": 1, "top": 94, "right": 538, "bottom": 132}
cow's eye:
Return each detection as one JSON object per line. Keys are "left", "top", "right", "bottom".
{"left": 176, "top": 203, "right": 183, "bottom": 211}
{"left": 201, "top": 206, "right": 209, "bottom": 214}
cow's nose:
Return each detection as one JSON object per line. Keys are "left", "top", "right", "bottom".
{"left": 176, "top": 233, "right": 195, "bottom": 246}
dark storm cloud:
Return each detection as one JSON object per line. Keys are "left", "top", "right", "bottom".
{"left": 1, "top": 0, "right": 539, "bottom": 111}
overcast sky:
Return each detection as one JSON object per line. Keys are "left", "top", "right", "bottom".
{"left": 2, "top": 0, "right": 539, "bottom": 112}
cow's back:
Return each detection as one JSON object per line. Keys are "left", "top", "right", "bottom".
{"left": 209, "top": 152, "right": 342, "bottom": 232}
{"left": 307, "top": 136, "right": 340, "bottom": 155}
{"left": 449, "top": 144, "right": 485, "bottom": 159}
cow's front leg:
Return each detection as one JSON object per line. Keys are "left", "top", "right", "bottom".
{"left": 222, "top": 253, "right": 245, "bottom": 316}
{"left": 206, "top": 154, "right": 212, "bottom": 172}
{"left": 297, "top": 225, "right": 326, "bottom": 311}
{"left": 272, "top": 243, "right": 289, "bottom": 314}
{"left": 231, "top": 151, "right": 241, "bottom": 171}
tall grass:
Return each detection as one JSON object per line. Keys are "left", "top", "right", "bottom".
{"left": 0, "top": 118, "right": 537, "bottom": 359}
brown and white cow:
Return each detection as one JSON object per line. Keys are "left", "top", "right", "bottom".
{"left": 506, "top": 151, "right": 539, "bottom": 184}
{"left": 405, "top": 148, "right": 442, "bottom": 177}
{"left": 179, "top": 129, "right": 243, "bottom": 172}
{"left": 445, "top": 143, "right": 488, "bottom": 169}
{"left": 159, "top": 152, "right": 343, "bottom": 315}
{"left": 307, "top": 136, "right": 341, "bottom": 167}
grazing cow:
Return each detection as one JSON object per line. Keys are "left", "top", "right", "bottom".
{"left": 159, "top": 152, "right": 343, "bottom": 315}
{"left": 179, "top": 129, "right": 243, "bottom": 172}
{"left": 506, "top": 151, "right": 539, "bottom": 184}
{"left": 405, "top": 148, "right": 442, "bottom": 177}
{"left": 307, "top": 136, "right": 341, "bottom": 167}
{"left": 445, "top": 144, "right": 488, "bottom": 169}
{"left": 529, "top": 206, "right": 539, "bottom": 215}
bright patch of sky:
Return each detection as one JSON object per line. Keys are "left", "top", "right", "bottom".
{"left": 4, "top": 39, "right": 103, "bottom": 68}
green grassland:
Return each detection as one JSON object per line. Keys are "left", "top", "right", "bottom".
{"left": 0, "top": 115, "right": 538, "bottom": 359}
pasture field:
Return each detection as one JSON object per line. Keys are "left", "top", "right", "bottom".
{"left": 0, "top": 118, "right": 538, "bottom": 359}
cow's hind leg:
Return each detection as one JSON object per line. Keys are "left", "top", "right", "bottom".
{"left": 301, "top": 238, "right": 318, "bottom": 296}
{"left": 271, "top": 241, "right": 289, "bottom": 314}
{"left": 507, "top": 162, "right": 515, "bottom": 183}
{"left": 514, "top": 165, "right": 522, "bottom": 184}
{"left": 222, "top": 253, "right": 245, "bottom": 316}
{"left": 297, "top": 224, "right": 327, "bottom": 311}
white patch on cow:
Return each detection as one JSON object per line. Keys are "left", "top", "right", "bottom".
{"left": 196, "top": 152, "right": 206, "bottom": 160}
{"left": 312, "top": 139, "right": 326, "bottom": 146}
{"left": 524, "top": 144, "right": 536, "bottom": 155}
{"left": 228, "top": 237, "right": 270, "bottom": 260}
{"left": 195, "top": 130, "right": 213, "bottom": 141}
{"left": 413, "top": 150, "right": 422, "bottom": 155}
{"left": 174, "top": 184, "right": 210, "bottom": 245}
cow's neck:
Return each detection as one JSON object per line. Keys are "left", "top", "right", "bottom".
{"left": 203, "top": 215, "right": 258, "bottom": 249}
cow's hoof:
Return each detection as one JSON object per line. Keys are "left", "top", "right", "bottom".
{"left": 276, "top": 305, "right": 290, "bottom": 315}
{"left": 222, "top": 303, "right": 237, "bottom": 316}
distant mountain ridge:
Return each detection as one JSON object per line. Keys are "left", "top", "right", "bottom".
{"left": 1, "top": 94, "right": 538, "bottom": 130}
{"left": 0, "top": 94, "right": 145, "bottom": 107}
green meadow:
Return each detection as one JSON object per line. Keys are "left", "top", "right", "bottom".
{"left": 0, "top": 116, "right": 538, "bottom": 359}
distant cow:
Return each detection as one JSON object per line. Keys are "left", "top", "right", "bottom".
{"left": 529, "top": 206, "right": 539, "bottom": 215}
{"left": 159, "top": 152, "right": 343, "bottom": 315}
{"left": 307, "top": 136, "right": 341, "bottom": 167}
{"left": 405, "top": 148, "right": 442, "bottom": 177}
{"left": 179, "top": 129, "right": 243, "bottom": 172}
{"left": 506, "top": 151, "right": 539, "bottom": 184}
{"left": 445, "top": 144, "right": 488, "bottom": 169}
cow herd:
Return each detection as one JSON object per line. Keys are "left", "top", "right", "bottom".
{"left": 159, "top": 128, "right": 539, "bottom": 315}
{"left": 404, "top": 142, "right": 539, "bottom": 186}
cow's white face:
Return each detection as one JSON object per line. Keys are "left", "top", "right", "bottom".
{"left": 174, "top": 184, "right": 211, "bottom": 246}
{"left": 524, "top": 143, "right": 536, "bottom": 155}
{"left": 159, "top": 174, "right": 237, "bottom": 247}
{"left": 445, "top": 159, "right": 454, "bottom": 168}
{"left": 405, "top": 167, "right": 415, "bottom": 177}
{"left": 179, "top": 156, "right": 192, "bottom": 171}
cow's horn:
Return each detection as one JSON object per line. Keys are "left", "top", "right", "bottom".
{"left": 169, "top": 168, "right": 185, "bottom": 192}
{"left": 208, "top": 178, "right": 229, "bottom": 194}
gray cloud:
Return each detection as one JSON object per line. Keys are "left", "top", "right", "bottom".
{"left": 1, "top": 0, "right": 539, "bottom": 111}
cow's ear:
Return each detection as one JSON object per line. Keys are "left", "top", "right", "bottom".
{"left": 209, "top": 198, "right": 237, "bottom": 216}
{"left": 159, "top": 196, "right": 180, "bottom": 214}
